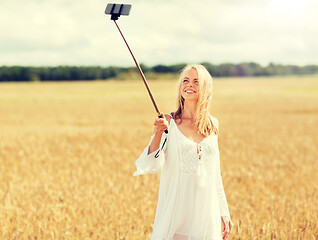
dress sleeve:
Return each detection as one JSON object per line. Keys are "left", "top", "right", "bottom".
{"left": 133, "top": 132, "right": 168, "bottom": 176}
{"left": 214, "top": 119, "right": 231, "bottom": 219}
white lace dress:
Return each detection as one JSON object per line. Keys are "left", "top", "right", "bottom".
{"left": 133, "top": 115, "right": 231, "bottom": 240}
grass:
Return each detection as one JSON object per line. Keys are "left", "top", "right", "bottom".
{"left": 0, "top": 75, "right": 317, "bottom": 239}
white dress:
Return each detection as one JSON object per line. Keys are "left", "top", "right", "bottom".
{"left": 133, "top": 115, "right": 231, "bottom": 240}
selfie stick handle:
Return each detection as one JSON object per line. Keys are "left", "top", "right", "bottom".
{"left": 113, "top": 20, "right": 168, "bottom": 134}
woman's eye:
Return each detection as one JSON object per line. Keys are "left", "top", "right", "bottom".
{"left": 183, "top": 79, "right": 188, "bottom": 82}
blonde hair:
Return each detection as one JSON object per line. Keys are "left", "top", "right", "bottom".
{"left": 172, "top": 64, "right": 217, "bottom": 137}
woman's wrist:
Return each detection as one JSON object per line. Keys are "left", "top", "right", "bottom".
{"left": 155, "top": 129, "right": 165, "bottom": 136}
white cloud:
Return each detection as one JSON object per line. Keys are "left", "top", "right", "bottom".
{"left": 0, "top": 0, "right": 317, "bottom": 66}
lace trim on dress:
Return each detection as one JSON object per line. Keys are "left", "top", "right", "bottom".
{"left": 172, "top": 118, "right": 211, "bottom": 188}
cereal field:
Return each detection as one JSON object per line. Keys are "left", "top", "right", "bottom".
{"left": 0, "top": 75, "right": 317, "bottom": 240}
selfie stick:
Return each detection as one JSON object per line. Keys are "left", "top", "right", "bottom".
{"left": 105, "top": 3, "right": 168, "bottom": 134}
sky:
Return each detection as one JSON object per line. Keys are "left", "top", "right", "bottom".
{"left": 0, "top": 0, "right": 317, "bottom": 66}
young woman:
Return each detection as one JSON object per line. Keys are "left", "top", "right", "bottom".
{"left": 133, "top": 64, "right": 233, "bottom": 240}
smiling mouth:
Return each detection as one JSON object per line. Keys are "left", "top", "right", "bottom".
{"left": 185, "top": 90, "right": 196, "bottom": 93}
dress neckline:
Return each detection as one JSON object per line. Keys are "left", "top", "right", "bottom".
{"left": 171, "top": 118, "right": 213, "bottom": 145}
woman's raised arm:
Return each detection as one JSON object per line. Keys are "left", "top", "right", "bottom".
{"left": 133, "top": 113, "right": 170, "bottom": 176}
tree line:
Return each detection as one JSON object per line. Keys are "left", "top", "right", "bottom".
{"left": 0, "top": 62, "right": 317, "bottom": 82}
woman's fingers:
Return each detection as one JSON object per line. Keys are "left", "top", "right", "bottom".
{"left": 154, "top": 119, "right": 167, "bottom": 126}
{"left": 221, "top": 216, "right": 232, "bottom": 240}
{"left": 225, "top": 223, "right": 230, "bottom": 239}
{"left": 154, "top": 118, "right": 164, "bottom": 126}
{"left": 221, "top": 217, "right": 225, "bottom": 232}
{"left": 154, "top": 113, "right": 168, "bottom": 133}
{"left": 223, "top": 223, "right": 229, "bottom": 240}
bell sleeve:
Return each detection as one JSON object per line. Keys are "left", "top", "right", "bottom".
{"left": 133, "top": 132, "right": 168, "bottom": 176}
{"left": 214, "top": 118, "right": 231, "bottom": 219}
{"left": 215, "top": 145, "right": 231, "bottom": 219}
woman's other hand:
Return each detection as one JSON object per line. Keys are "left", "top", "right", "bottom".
{"left": 154, "top": 112, "right": 169, "bottom": 135}
{"left": 221, "top": 216, "right": 233, "bottom": 240}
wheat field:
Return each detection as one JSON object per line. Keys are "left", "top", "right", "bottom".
{"left": 0, "top": 75, "right": 317, "bottom": 240}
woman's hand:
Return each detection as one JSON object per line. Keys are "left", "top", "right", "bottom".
{"left": 221, "top": 216, "right": 233, "bottom": 240}
{"left": 153, "top": 112, "right": 169, "bottom": 134}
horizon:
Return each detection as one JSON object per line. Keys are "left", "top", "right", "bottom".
{"left": 1, "top": 61, "right": 318, "bottom": 68}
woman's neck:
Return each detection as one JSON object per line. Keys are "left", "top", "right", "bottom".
{"left": 182, "top": 100, "right": 197, "bottom": 120}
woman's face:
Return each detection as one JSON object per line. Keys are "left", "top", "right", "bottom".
{"left": 180, "top": 68, "right": 199, "bottom": 102}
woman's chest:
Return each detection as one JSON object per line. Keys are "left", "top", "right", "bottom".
{"left": 175, "top": 122, "right": 207, "bottom": 144}
{"left": 177, "top": 138, "right": 218, "bottom": 175}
